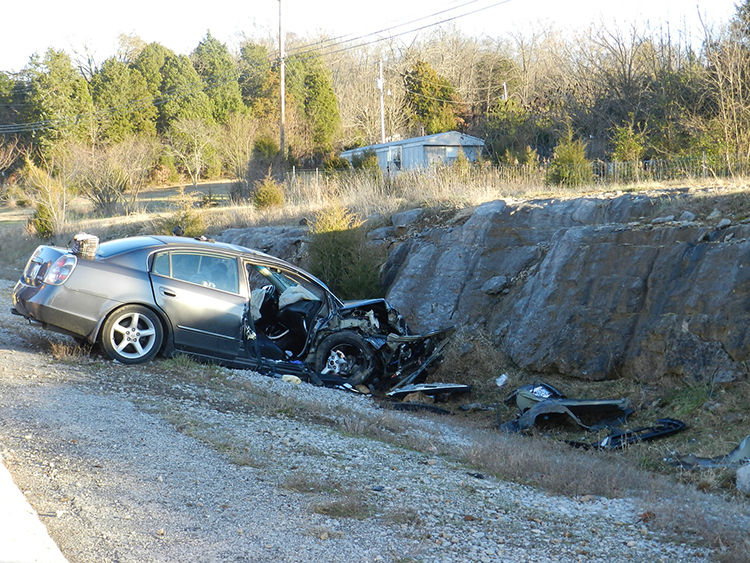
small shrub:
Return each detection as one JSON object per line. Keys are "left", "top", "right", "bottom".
{"left": 245, "top": 137, "right": 283, "bottom": 188}
{"left": 29, "top": 203, "right": 55, "bottom": 238}
{"left": 252, "top": 175, "right": 285, "bottom": 209}
{"left": 157, "top": 188, "right": 206, "bottom": 237}
{"left": 611, "top": 122, "right": 646, "bottom": 163}
{"left": 323, "top": 155, "right": 351, "bottom": 171}
{"left": 308, "top": 205, "right": 384, "bottom": 300}
{"left": 546, "top": 130, "right": 593, "bottom": 187}
{"left": 351, "top": 150, "right": 379, "bottom": 171}
{"left": 150, "top": 154, "right": 180, "bottom": 185}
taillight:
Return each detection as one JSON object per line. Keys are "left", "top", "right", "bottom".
{"left": 43, "top": 254, "right": 77, "bottom": 285}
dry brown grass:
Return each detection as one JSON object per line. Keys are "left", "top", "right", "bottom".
{"left": 4, "top": 168, "right": 750, "bottom": 281}
{"left": 49, "top": 339, "right": 92, "bottom": 361}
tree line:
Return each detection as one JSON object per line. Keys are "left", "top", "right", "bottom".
{"left": 2, "top": 3, "right": 750, "bottom": 222}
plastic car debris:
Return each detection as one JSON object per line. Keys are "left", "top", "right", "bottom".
{"left": 386, "top": 382, "right": 472, "bottom": 399}
{"left": 504, "top": 382, "right": 566, "bottom": 411}
{"left": 665, "top": 434, "right": 750, "bottom": 469}
{"left": 501, "top": 382, "right": 633, "bottom": 433}
{"left": 385, "top": 402, "right": 452, "bottom": 415}
{"left": 459, "top": 403, "right": 496, "bottom": 412}
{"left": 568, "top": 418, "right": 686, "bottom": 450}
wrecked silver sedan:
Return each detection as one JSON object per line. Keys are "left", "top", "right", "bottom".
{"left": 12, "top": 234, "right": 449, "bottom": 389}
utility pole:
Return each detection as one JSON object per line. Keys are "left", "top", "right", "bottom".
{"left": 279, "top": 0, "right": 286, "bottom": 179}
{"left": 377, "top": 59, "right": 386, "bottom": 143}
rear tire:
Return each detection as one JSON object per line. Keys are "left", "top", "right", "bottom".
{"left": 101, "top": 305, "right": 163, "bottom": 364}
{"left": 313, "top": 330, "right": 378, "bottom": 386}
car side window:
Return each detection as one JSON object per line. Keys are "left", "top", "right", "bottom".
{"left": 200, "top": 255, "right": 239, "bottom": 293}
{"left": 152, "top": 252, "right": 239, "bottom": 293}
{"left": 152, "top": 253, "right": 170, "bottom": 276}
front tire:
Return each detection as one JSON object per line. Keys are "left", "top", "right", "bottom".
{"left": 101, "top": 305, "right": 163, "bottom": 364}
{"left": 314, "top": 330, "right": 379, "bottom": 386}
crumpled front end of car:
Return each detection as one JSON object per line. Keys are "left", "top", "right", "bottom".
{"left": 323, "top": 298, "right": 453, "bottom": 388}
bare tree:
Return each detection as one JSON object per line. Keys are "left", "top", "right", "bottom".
{"left": 22, "top": 145, "right": 76, "bottom": 237}
{"left": 702, "top": 24, "right": 750, "bottom": 165}
{"left": 327, "top": 42, "right": 409, "bottom": 146}
{"left": 219, "top": 113, "right": 258, "bottom": 180}
{"left": 166, "top": 118, "right": 217, "bottom": 187}
{"left": 70, "top": 137, "right": 160, "bottom": 215}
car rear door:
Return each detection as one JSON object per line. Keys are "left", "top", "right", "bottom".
{"left": 150, "top": 251, "right": 245, "bottom": 359}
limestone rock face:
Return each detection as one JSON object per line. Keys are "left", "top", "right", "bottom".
{"left": 737, "top": 463, "right": 750, "bottom": 496}
{"left": 218, "top": 226, "right": 308, "bottom": 264}
{"left": 382, "top": 194, "right": 750, "bottom": 383}
{"left": 219, "top": 192, "right": 750, "bottom": 384}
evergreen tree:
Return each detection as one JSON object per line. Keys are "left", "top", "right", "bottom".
{"left": 191, "top": 32, "right": 243, "bottom": 124}
{"left": 403, "top": 60, "right": 463, "bottom": 135}
{"left": 546, "top": 129, "right": 593, "bottom": 187}
{"left": 0, "top": 72, "right": 17, "bottom": 127}
{"left": 238, "top": 42, "right": 276, "bottom": 118}
{"left": 21, "top": 49, "right": 94, "bottom": 153}
{"left": 157, "top": 54, "right": 213, "bottom": 133}
{"left": 132, "top": 43, "right": 175, "bottom": 100}
{"left": 91, "top": 58, "right": 156, "bottom": 143}
{"left": 286, "top": 54, "right": 340, "bottom": 156}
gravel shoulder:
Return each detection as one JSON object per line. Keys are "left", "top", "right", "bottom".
{"left": 0, "top": 280, "right": 717, "bottom": 562}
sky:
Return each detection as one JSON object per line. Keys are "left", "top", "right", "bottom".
{"left": 0, "top": 0, "right": 740, "bottom": 73}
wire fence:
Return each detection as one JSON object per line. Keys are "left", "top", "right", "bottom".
{"left": 288, "top": 154, "right": 750, "bottom": 194}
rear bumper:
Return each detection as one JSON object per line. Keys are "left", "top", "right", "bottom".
{"left": 12, "top": 281, "right": 104, "bottom": 341}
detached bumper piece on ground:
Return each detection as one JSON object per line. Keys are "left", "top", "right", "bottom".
{"left": 500, "top": 382, "right": 686, "bottom": 450}
{"left": 666, "top": 434, "right": 750, "bottom": 469}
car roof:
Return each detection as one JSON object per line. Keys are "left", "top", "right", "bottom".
{"left": 98, "top": 235, "right": 269, "bottom": 259}
{"left": 96, "top": 234, "right": 342, "bottom": 304}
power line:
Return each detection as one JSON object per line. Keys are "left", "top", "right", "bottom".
{"left": 286, "top": 0, "right": 512, "bottom": 63}
{"left": 286, "top": 0, "right": 484, "bottom": 59}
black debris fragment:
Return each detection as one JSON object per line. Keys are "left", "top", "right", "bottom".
{"left": 568, "top": 418, "right": 686, "bottom": 450}
{"left": 666, "top": 434, "right": 750, "bottom": 469}
{"left": 386, "top": 382, "right": 472, "bottom": 400}
{"left": 498, "top": 381, "right": 685, "bottom": 451}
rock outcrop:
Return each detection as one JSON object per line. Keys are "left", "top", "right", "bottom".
{"left": 219, "top": 190, "right": 750, "bottom": 385}
{"left": 219, "top": 225, "right": 308, "bottom": 264}
{"left": 382, "top": 192, "right": 750, "bottom": 384}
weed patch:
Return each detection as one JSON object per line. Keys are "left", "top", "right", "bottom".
{"left": 312, "top": 494, "right": 373, "bottom": 520}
